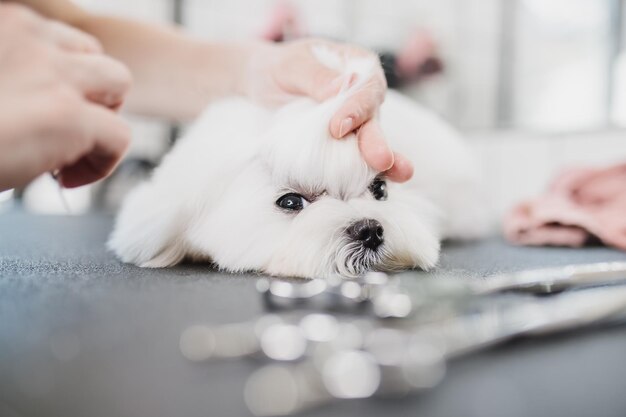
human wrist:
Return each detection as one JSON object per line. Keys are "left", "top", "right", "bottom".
{"left": 232, "top": 40, "right": 274, "bottom": 98}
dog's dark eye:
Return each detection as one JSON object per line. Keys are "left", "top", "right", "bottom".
{"left": 276, "top": 193, "right": 310, "bottom": 211}
{"left": 369, "top": 178, "right": 388, "bottom": 201}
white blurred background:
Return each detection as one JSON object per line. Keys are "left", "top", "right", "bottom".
{"left": 2, "top": 0, "right": 626, "bottom": 220}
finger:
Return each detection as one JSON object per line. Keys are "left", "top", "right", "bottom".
{"left": 45, "top": 20, "right": 102, "bottom": 53}
{"left": 384, "top": 152, "right": 414, "bottom": 183}
{"left": 63, "top": 53, "right": 132, "bottom": 109}
{"left": 357, "top": 120, "right": 394, "bottom": 172}
{"left": 59, "top": 105, "right": 130, "bottom": 188}
{"left": 329, "top": 84, "right": 384, "bottom": 138}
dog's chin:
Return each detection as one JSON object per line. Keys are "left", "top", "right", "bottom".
{"left": 335, "top": 242, "right": 393, "bottom": 278}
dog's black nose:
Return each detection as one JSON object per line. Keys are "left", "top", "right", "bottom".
{"left": 346, "top": 219, "right": 384, "bottom": 250}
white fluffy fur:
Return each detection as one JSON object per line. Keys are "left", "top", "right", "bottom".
{"left": 109, "top": 50, "right": 486, "bottom": 278}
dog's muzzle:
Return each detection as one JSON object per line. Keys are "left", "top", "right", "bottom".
{"left": 346, "top": 218, "right": 384, "bottom": 250}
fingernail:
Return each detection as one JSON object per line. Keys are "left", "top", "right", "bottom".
{"left": 338, "top": 117, "right": 353, "bottom": 137}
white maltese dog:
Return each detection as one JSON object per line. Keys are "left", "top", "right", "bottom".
{"left": 109, "top": 48, "right": 486, "bottom": 278}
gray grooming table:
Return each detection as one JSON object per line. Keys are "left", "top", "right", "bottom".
{"left": 1, "top": 210, "right": 626, "bottom": 417}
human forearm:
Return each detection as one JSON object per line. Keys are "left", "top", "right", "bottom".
{"left": 71, "top": 15, "right": 258, "bottom": 122}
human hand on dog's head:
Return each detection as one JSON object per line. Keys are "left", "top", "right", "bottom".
{"left": 243, "top": 39, "right": 414, "bottom": 183}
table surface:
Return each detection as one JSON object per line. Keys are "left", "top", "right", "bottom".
{"left": 1, "top": 210, "right": 626, "bottom": 417}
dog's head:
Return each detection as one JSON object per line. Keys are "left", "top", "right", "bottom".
{"left": 184, "top": 94, "right": 440, "bottom": 278}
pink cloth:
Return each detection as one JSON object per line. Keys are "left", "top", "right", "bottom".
{"left": 504, "top": 163, "right": 626, "bottom": 251}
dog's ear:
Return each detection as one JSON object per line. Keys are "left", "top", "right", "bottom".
{"left": 108, "top": 182, "right": 187, "bottom": 267}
